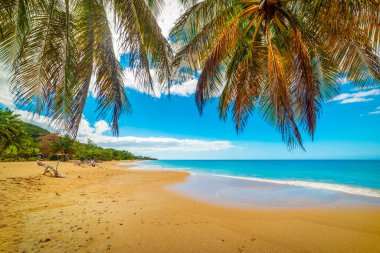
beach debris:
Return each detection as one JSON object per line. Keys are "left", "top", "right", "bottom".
{"left": 36, "top": 160, "right": 65, "bottom": 178}
{"left": 237, "top": 246, "right": 246, "bottom": 253}
{"left": 38, "top": 238, "right": 51, "bottom": 243}
{"left": 74, "top": 161, "right": 84, "bottom": 167}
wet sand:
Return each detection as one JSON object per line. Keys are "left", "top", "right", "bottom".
{"left": 170, "top": 173, "right": 380, "bottom": 208}
{"left": 0, "top": 161, "right": 380, "bottom": 253}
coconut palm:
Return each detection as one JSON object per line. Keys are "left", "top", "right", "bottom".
{"left": 0, "top": 109, "right": 28, "bottom": 155}
{"left": 0, "top": 0, "right": 172, "bottom": 137}
{"left": 171, "top": 0, "right": 380, "bottom": 149}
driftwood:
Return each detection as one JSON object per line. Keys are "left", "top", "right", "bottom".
{"left": 74, "top": 160, "right": 104, "bottom": 169}
{"left": 89, "top": 160, "right": 105, "bottom": 169}
{"left": 77, "top": 160, "right": 97, "bottom": 167}
{"left": 74, "top": 161, "right": 84, "bottom": 167}
{"left": 37, "top": 160, "right": 64, "bottom": 178}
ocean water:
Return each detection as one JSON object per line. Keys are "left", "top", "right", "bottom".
{"left": 122, "top": 160, "right": 380, "bottom": 207}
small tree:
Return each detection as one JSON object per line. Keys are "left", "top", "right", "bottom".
{"left": 38, "top": 134, "right": 76, "bottom": 160}
{"left": 36, "top": 134, "right": 76, "bottom": 177}
{"left": 0, "top": 110, "right": 26, "bottom": 154}
{"left": 37, "top": 134, "right": 60, "bottom": 159}
{"left": 55, "top": 135, "right": 77, "bottom": 161}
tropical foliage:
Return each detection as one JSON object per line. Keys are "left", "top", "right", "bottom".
{"left": 0, "top": 109, "right": 153, "bottom": 161}
{"left": 74, "top": 139, "right": 149, "bottom": 161}
{"left": 171, "top": 0, "right": 380, "bottom": 149}
{"left": 37, "top": 133, "right": 147, "bottom": 161}
{"left": 0, "top": 0, "right": 172, "bottom": 137}
{"left": 0, "top": 109, "right": 40, "bottom": 159}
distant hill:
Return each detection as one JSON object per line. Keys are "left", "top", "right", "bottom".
{"left": 21, "top": 121, "right": 156, "bottom": 160}
{"left": 1, "top": 109, "right": 155, "bottom": 161}
{"left": 23, "top": 122, "right": 50, "bottom": 139}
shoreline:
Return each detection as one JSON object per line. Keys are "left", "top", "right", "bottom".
{"left": 1, "top": 161, "right": 380, "bottom": 252}
{"left": 122, "top": 161, "right": 380, "bottom": 205}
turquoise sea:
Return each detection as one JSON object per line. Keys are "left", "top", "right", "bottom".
{"left": 121, "top": 160, "right": 380, "bottom": 207}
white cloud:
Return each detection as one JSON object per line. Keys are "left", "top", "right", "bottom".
{"left": 368, "top": 106, "right": 380, "bottom": 115}
{"left": 75, "top": 118, "right": 233, "bottom": 154}
{"left": 9, "top": 108, "right": 234, "bottom": 155}
{"left": 340, "top": 97, "right": 374, "bottom": 104}
{"left": 90, "top": 135, "right": 234, "bottom": 153}
{"left": 122, "top": 67, "right": 200, "bottom": 97}
{"left": 77, "top": 116, "right": 95, "bottom": 137}
{"left": 94, "top": 120, "right": 111, "bottom": 135}
{"left": 352, "top": 89, "right": 380, "bottom": 97}
{"left": 329, "top": 89, "right": 380, "bottom": 104}
{"left": 169, "top": 79, "right": 198, "bottom": 96}
{"left": 329, "top": 93, "right": 350, "bottom": 102}
{"left": 123, "top": 68, "right": 162, "bottom": 98}
{"left": 13, "top": 109, "right": 59, "bottom": 132}
{"left": 0, "top": 66, "right": 14, "bottom": 109}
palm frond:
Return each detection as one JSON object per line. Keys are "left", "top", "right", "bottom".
{"left": 111, "top": 0, "right": 173, "bottom": 92}
{"left": 69, "top": 0, "right": 95, "bottom": 137}
{"left": 196, "top": 18, "right": 240, "bottom": 113}
{"left": 290, "top": 29, "right": 320, "bottom": 138}
{"left": 266, "top": 34, "right": 303, "bottom": 150}
{"left": 171, "top": 0, "right": 379, "bottom": 149}
{"left": 219, "top": 42, "right": 265, "bottom": 132}
{"left": 91, "top": 0, "right": 129, "bottom": 136}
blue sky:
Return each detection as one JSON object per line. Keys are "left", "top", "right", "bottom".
{"left": 76, "top": 77, "right": 380, "bottom": 159}
{"left": 0, "top": 1, "right": 380, "bottom": 159}
{"left": 2, "top": 66, "right": 380, "bottom": 160}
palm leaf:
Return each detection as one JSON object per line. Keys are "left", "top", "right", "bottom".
{"left": 91, "top": 0, "right": 129, "bottom": 136}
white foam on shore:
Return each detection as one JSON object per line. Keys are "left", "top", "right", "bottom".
{"left": 204, "top": 173, "right": 380, "bottom": 198}
{"left": 119, "top": 162, "right": 380, "bottom": 199}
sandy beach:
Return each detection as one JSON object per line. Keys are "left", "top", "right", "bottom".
{"left": 1, "top": 161, "right": 380, "bottom": 253}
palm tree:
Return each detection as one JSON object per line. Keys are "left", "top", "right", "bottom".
{"left": 0, "top": 0, "right": 172, "bottom": 137}
{"left": 171, "top": 0, "right": 380, "bottom": 149}
{"left": 0, "top": 109, "right": 28, "bottom": 155}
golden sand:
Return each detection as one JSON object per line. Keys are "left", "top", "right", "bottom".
{"left": 0, "top": 161, "right": 379, "bottom": 253}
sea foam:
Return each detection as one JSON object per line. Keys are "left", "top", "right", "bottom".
{"left": 120, "top": 161, "right": 380, "bottom": 199}
{"left": 204, "top": 173, "right": 380, "bottom": 198}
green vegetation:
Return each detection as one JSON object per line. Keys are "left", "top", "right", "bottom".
{"left": 0, "top": 109, "right": 39, "bottom": 160}
{"left": 23, "top": 123, "right": 50, "bottom": 139}
{"left": 0, "top": 109, "right": 153, "bottom": 162}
